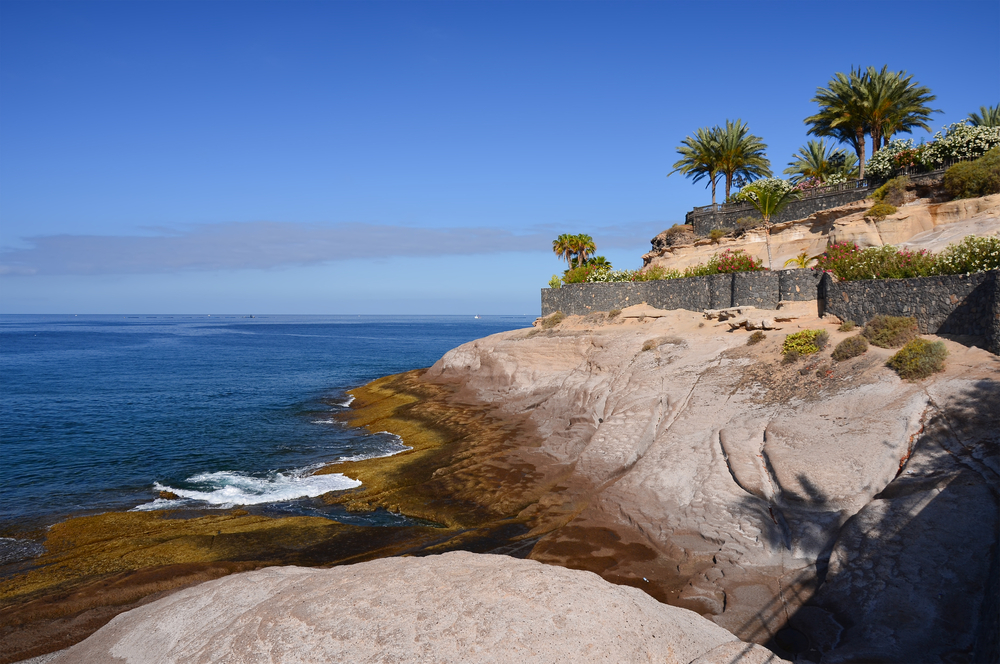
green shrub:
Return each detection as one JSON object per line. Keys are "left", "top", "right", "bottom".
{"left": 866, "top": 202, "right": 898, "bottom": 221}
{"left": 782, "top": 329, "right": 827, "bottom": 356}
{"left": 863, "top": 315, "right": 919, "bottom": 348}
{"left": 683, "top": 262, "right": 714, "bottom": 277}
{"left": 634, "top": 265, "right": 683, "bottom": 281}
{"left": 747, "top": 331, "right": 766, "bottom": 346}
{"left": 548, "top": 275, "right": 562, "bottom": 289}
{"left": 932, "top": 234, "right": 1000, "bottom": 274}
{"left": 709, "top": 229, "right": 726, "bottom": 243}
{"left": 541, "top": 311, "right": 565, "bottom": 329}
{"left": 562, "top": 265, "right": 594, "bottom": 283}
{"left": 832, "top": 335, "right": 869, "bottom": 361}
{"left": 887, "top": 338, "right": 948, "bottom": 380}
{"left": 664, "top": 224, "right": 693, "bottom": 239}
{"left": 871, "top": 176, "right": 910, "bottom": 206}
{"left": 814, "top": 242, "right": 935, "bottom": 280}
{"left": 943, "top": 148, "right": 1000, "bottom": 200}
{"left": 838, "top": 320, "right": 856, "bottom": 332}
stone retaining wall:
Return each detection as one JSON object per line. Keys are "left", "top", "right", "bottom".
{"left": 820, "top": 270, "right": 1000, "bottom": 353}
{"left": 686, "top": 189, "right": 871, "bottom": 236}
{"left": 541, "top": 268, "right": 1000, "bottom": 354}
{"left": 541, "top": 269, "right": 813, "bottom": 317}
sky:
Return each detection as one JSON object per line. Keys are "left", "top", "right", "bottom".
{"left": 1, "top": 0, "right": 998, "bottom": 314}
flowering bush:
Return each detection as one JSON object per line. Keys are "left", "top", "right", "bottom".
{"left": 922, "top": 121, "right": 1000, "bottom": 167}
{"left": 563, "top": 265, "right": 600, "bottom": 283}
{"left": 584, "top": 265, "right": 684, "bottom": 283}
{"left": 782, "top": 329, "right": 828, "bottom": 356}
{"left": 814, "top": 243, "right": 935, "bottom": 280}
{"left": 709, "top": 248, "right": 765, "bottom": 273}
{"left": 932, "top": 234, "right": 1000, "bottom": 274}
{"left": 736, "top": 177, "right": 795, "bottom": 203}
{"left": 865, "top": 140, "right": 928, "bottom": 179}
{"left": 794, "top": 177, "right": 824, "bottom": 191}
{"left": 825, "top": 173, "right": 850, "bottom": 185}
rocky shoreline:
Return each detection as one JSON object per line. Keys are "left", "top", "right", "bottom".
{"left": 3, "top": 305, "right": 998, "bottom": 662}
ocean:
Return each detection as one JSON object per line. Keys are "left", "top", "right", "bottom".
{"left": 0, "top": 314, "right": 533, "bottom": 555}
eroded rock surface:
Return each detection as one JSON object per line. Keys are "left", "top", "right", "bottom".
{"left": 49, "top": 552, "right": 784, "bottom": 664}
{"left": 421, "top": 309, "right": 1000, "bottom": 661}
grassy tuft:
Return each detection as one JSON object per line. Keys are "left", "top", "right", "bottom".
{"left": 865, "top": 202, "right": 897, "bottom": 221}
{"left": 747, "top": 331, "right": 766, "bottom": 346}
{"left": 838, "top": 320, "right": 856, "bottom": 332}
{"left": 541, "top": 311, "right": 565, "bottom": 329}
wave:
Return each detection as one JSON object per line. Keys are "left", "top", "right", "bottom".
{"left": 132, "top": 469, "right": 361, "bottom": 511}
{"left": 335, "top": 394, "right": 355, "bottom": 408}
{"left": 333, "top": 431, "right": 411, "bottom": 462}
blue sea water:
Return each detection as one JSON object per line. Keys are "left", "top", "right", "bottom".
{"left": 0, "top": 315, "right": 533, "bottom": 539}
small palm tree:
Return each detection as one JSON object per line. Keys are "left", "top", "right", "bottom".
{"left": 783, "top": 251, "right": 815, "bottom": 269}
{"left": 784, "top": 140, "right": 857, "bottom": 183}
{"left": 737, "top": 179, "right": 799, "bottom": 270}
{"left": 587, "top": 256, "right": 612, "bottom": 269}
{"left": 715, "top": 119, "right": 771, "bottom": 200}
{"left": 670, "top": 127, "right": 722, "bottom": 205}
{"left": 969, "top": 104, "right": 1000, "bottom": 127}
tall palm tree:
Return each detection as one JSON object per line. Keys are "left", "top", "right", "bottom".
{"left": 552, "top": 234, "right": 575, "bottom": 268}
{"left": 670, "top": 127, "right": 721, "bottom": 205}
{"left": 864, "top": 66, "right": 939, "bottom": 150}
{"left": 805, "top": 68, "right": 870, "bottom": 178}
{"left": 969, "top": 104, "right": 1000, "bottom": 127}
{"left": 783, "top": 140, "right": 857, "bottom": 183}
{"left": 715, "top": 119, "right": 771, "bottom": 201}
{"left": 570, "top": 234, "right": 596, "bottom": 267}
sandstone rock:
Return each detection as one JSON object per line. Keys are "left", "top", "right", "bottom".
{"left": 157, "top": 490, "right": 179, "bottom": 500}
{"left": 49, "top": 551, "right": 780, "bottom": 664}
{"left": 421, "top": 307, "right": 999, "bottom": 658}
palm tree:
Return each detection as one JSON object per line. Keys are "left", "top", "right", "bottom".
{"left": 670, "top": 127, "right": 721, "bottom": 205}
{"left": 784, "top": 140, "right": 857, "bottom": 183}
{"left": 864, "top": 66, "right": 939, "bottom": 150}
{"left": 783, "top": 251, "right": 815, "bottom": 268}
{"left": 737, "top": 179, "right": 799, "bottom": 270}
{"left": 715, "top": 119, "right": 771, "bottom": 201}
{"left": 552, "top": 234, "right": 575, "bottom": 268}
{"left": 570, "top": 234, "right": 596, "bottom": 267}
{"left": 805, "top": 68, "right": 870, "bottom": 178}
{"left": 587, "top": 256, "right": 612, "bottom": 269}
{"left": 970, "top": 104, "right": 1000, "bottom": 127}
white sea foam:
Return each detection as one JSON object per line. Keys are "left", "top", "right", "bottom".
{"left": 133, "top": 469, "right": 361, "bottom": 510}
{"left": 312, "top": 418, "right": 339, "bottom": 424}
{"left": 337, "top": 395, "right": 355, "bottom": 408}
{"left": 333, "top": 431, "right": 411, "bottom": 462}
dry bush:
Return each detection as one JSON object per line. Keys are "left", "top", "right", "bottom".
{"left": 863, "top": 315, "right": 919, "bottom": 348}
{"left": 747, "top": 331, "right": 766, "bottom": 346}
{"left": 838, "top": 320, "right": 856, "bottom": 332}
{"left": 832, "top": 335, "right": 868, "bottom": 361}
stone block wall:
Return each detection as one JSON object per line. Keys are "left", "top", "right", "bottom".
{"left": 686, "top": 189, "right": 872, "bottom": 236}
{"left": 779, "top": 269, "right": 823, "bottom": 301}
{"left": 540, "top": 269, "right": 816, "bottom": 317}
{"left": 820, "top": 270, "right": 1000, "bottom": 353}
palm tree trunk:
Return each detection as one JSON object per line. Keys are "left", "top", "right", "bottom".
{"left": 725, "top": 172, "right": 733, "bottom": 202}
{"left": 856, "top": 128, "right": 867, "bottom": 180}
{"left": 764, "top": 219, "right": 773, "bottom": 270}
{"left": 871, "top": 127, "right": 881, "bottom": 156}
{"left": 711, "top": 175, "right": 717, "bottom": 205}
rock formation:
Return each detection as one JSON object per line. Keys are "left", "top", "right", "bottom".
{"left": 45, "top": 552, "right": 784, "bottom": 664}
{"left": 408, "top": 308, "right": 999, "bottom": 661}
{"left": 643, "top": 193, "right": 1000, "bottom": 271}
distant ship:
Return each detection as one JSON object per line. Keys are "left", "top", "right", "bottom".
{"left": 474, "top": 315, "right": 481, "bottom": 319}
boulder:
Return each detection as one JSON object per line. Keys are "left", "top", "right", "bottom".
{"left": 48, "top": 551, "right": 783, "bottom": 664}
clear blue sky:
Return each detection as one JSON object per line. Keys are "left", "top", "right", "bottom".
{"left": 1, "top": 0, "right": 997, "bottom": 314}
